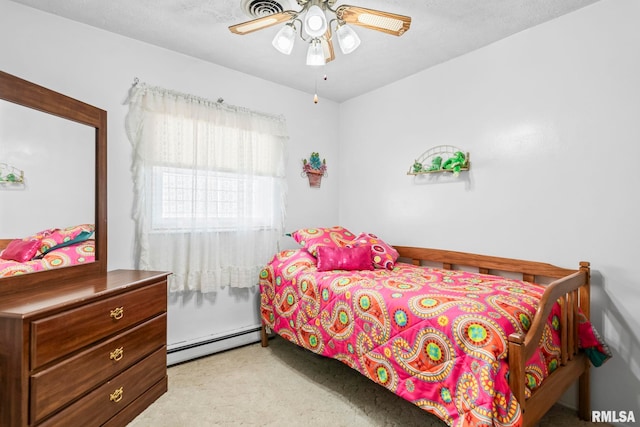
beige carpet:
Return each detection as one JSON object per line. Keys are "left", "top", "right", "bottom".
{"left": 129, "top": 336, "right": 609, "bottom": 427}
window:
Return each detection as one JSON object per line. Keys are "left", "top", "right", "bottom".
{"left": 150, "top": 166, "right": 279, "bottom": 232}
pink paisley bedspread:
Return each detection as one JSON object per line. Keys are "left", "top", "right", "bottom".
{"left": 0, "top": 240, "right": 95, "bottom": 277}
{"left": 259, "top": 249, "right": 608, "bottom": 427}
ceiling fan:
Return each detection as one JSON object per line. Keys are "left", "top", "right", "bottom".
{"left": 229, "top": 0, "right": 412, "bottom": 66}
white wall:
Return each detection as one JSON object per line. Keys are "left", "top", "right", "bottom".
{"left": 0, "top": 0, "right": 340, "bottom": 356}
{"left": 0, "top": 101, "right": 94, "bottom": 236}
{"left": 339, "top": 0, "right": 639, "bottom": 422}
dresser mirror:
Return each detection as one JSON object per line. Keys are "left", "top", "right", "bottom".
{"left": 0, "top": 71, "right": 107, "bottom": 291}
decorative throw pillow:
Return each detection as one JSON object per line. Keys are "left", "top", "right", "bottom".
{"left": 21, "top": 228, "right": 55, "bottom": 243}
{"left": 290, "top": 226, "right": 356, "bottom": 257}
{"left": 0, "top": 238, "right": 42, "bottom": 263}
{"left": 316, "top": 245, "right": 374, "bottom": 272}
{"left": 36, "top": 230, "right": 94, "bottom": 258}
{"left": 349, "top": 232, "right": 399, "bottom": 270}
{"left": 39, "top": 224, "right": 95, "bottom": 254}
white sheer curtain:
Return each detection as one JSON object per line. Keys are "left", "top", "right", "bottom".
{"left": 125, "top": 83, "right": 288, "bottom": 293}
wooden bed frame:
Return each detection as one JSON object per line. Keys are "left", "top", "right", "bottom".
{"left": 260, "top": 246, "right": 591, "bottom": 427}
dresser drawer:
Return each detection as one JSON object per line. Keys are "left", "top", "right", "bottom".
{"left": 31, "top": 279, "right": 167, "bottom": 369}
{"left": 38, "top": 347, "right": 167, "bottom": 427}
{"left": 30, "top": 313, "right": 166, "bottom": 423}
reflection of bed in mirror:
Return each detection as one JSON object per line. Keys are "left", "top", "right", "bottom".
{"left": 0, "top": 70, "right": 106, "bottom": 286}
{"left": 0, "top": 71, "right": 170, "bottom": 426}
{"left": 0, "top": 95, "right": 96, "bottom": 275}
{"left": 0, "top": 224, "right": 96, "bottom": 277}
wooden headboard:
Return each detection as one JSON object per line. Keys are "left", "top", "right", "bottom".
{"left": 394, "top": 245, "right": 579, "bottom": 283}
{"left": 0, "top": 239, "right": 12, "bottom": 251}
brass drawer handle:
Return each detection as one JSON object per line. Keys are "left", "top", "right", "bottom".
{"left": 109, "top": 387, "right": 124, "bottom": 403}
{"left": 110, "top": 347, "right": 124, "bottom": 362}
{"left": 110, "top": 306, "right": 124, "bottom": 320}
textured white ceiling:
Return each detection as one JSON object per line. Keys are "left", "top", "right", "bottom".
{"left": 9, "top": 0, "right": 599, "bottom": 102}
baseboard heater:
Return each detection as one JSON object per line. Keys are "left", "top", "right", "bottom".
{"left": 167, "top": 326, "right": 262, "bottom": 366}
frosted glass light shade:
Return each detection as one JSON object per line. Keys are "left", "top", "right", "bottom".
{"left": 272, "top": 24, "right": 295, "bottom": 55}
{"left": 336, "top": 24, "right": 361, "bottom": 54}
{"left": 306, "top": 40, "right": 325, "bottom": 66}
{"left": 304, "top": 5, "right": 327, "bottom": 37}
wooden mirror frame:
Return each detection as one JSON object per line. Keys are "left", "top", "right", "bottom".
{"left": 0, "top": 71, "right": 107, "bottom": 291}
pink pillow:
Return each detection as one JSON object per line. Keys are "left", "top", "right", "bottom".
{"left": 0, "top": 238, "right": 42, "bottom": 262}
{"left": 290, "top": 226, "right": 356, "bottom": 257}
{"left": 349, "top": 233, "right": 399, "bottom": 270}
{"left": 316, "top": 245, "right": 374, "bottom": 271}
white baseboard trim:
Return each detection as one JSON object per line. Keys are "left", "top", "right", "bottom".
{"left": 166, "top": 326, "right": 262, "bottom": 366}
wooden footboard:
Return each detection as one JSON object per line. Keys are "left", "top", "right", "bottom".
{"left": 394, "top": 246, "right": 591, "bottom": 426}
{"left": 509, "top": 262, "right": 591, "bottom": 426}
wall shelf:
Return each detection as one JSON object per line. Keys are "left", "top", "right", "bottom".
{"left": 0, "top": 162, "right": 25, "bottom": 188}
{"left": 407, "top": 145, "right": 470, "bottom": 176}
{"left": 407, "top": 167, "right": 470, "bottom": 176}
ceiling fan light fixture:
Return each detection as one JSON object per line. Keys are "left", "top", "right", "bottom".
{"left": 230, "top": 3, "right": 411, "bottom": 65}
{"left": 306, "top": 39, "right": 326, "bottom": 66}
{"left": 336, "top": 24, "right": 361, "bottom": 54}
{"left": 272, "top": 23, "right": 296, "bottom": 55}
{"left": 304, "top": 5, "right": 328, "bottom": 37}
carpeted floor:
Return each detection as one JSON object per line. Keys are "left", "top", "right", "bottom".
{"left": 129, "top": 336, "right": 610, "bottom": 427}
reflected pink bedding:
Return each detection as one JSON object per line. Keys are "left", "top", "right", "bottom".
{"left": 0, "top": 240, "right": 95, "bottom": 277}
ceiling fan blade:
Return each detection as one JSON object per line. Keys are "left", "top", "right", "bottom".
{"left": 321, "top": 31, "right": 335, "bottom": 63}
{"left": 229, "top": 11, "right": 297, "bottom": 35}
{"left": 335, "top": 5, "right": 411, "bottom": 36}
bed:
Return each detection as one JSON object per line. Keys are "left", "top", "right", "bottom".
{"left": 258, "top": 227, "right": 610, "bottom": 427}
{"left": 0, "top": 224, "right": 95, "bottom": 277}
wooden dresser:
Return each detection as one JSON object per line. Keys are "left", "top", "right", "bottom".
{"left": 0, "top": 270, "right": 170, "bottom": 427}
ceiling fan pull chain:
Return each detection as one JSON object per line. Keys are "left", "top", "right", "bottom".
{"left": 313, "top": 76, "right": 319, "bottom": 104}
